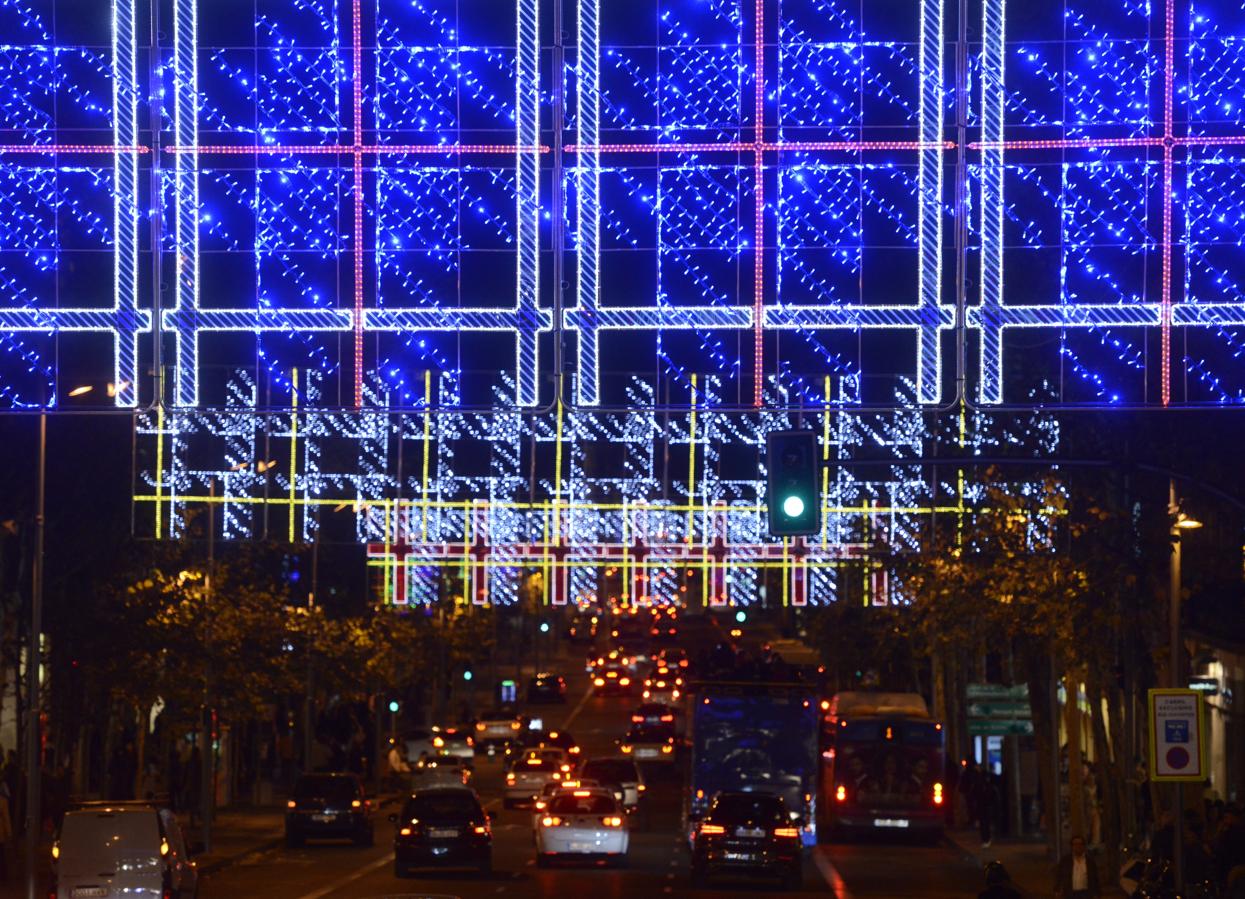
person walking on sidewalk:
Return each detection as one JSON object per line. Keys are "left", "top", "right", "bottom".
{"left": 1055, "top": 834, "right": 1101, "bottom": 899}
{"left": 973, "top": 764, "right": 1000, "bottom": 849}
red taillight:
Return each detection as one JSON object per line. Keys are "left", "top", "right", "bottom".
{"left": 835, "top": 785, "right": 847, "bottom": 803}
{"left": 699, "top": 823, "right": 725, "bottom": 835}
{"left": 632, "top": 715, "right": 644, "bottom": 723}
{"left": 774, "top": 826, "right": 800, "bottom": 838}
{"left": 660, "top": 714, "right": 673, "bottom": 722}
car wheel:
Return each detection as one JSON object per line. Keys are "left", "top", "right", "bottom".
{"left": 285, "top": 830, "right": 303, "bottom": 849}
{"left": 536, "top": 854, "right": 551, "bottom": 868}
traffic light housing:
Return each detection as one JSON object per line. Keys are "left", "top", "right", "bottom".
{"left": 765, "top": 430, "right": 821, "bottom": 537}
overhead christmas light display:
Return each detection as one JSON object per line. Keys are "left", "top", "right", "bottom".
{"left": 4, "top": 0, "right": 1243, "bottom": 409}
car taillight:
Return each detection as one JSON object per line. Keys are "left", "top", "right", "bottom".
{"left": 661, "top": 744, "right": 673, "bottom": 754}
{"left": 540, "top": 816, "right": 563, "bottom": 827}
{"left": 594, "top": 678, "right": 605, "bottom": 686}
{"left": 466, "top": 736, "right": 474, "bottom": 747}
{"left": 476, "top": 722, "right": 486, "bottom": 731}
{"left": 433, "top": 737, "right": 444, "bottom": 748}
{"left": 621, "top": 744, "right": 632, "bottom": 753}
{"left": 836, "top": 785, "right": 847, "bottom": 802}
{"left": 51, "top": 842, "right": 59, "bottom": 861}
{"left": 570, "top": 746, "right": 580, "bottom": 754}
{"left": 473, "top": 825, "right": 489, "bottom": 834}
{"left": 535, "top": 800, "right": 547, "bottom": 810}
{"left": 660, "top": 714, "right": 673, "bottom": 722}
{"left": 933, "top": 782, "right": 944, "bottom": 805}
{"left": 774, "top": 826, "right": 800, "bottom": 838}
{"left": 399, "top": 826, "right": 412, "bottom": 836}
{"left": 637, "top": 784, "right": 646, "bottom": 792}
{"left": 510, "top": 721, "right": 522, "bottom": 730}
{"left": 619, "top": 678, "right": 631, "bottom": 686}
{"left": 286, "top": 800, "right": 297, "bottom": 809}
{"left": 631, "top": 715, "right": 643, "bottom": 723}
{"left": 699, "top": 824, "right": 725, "bottom": 835}
{"left": 506, "top": 773, "right": 516, "bottom": 784}
{"left": 601, "top": 816, "right": 623, "bottom": 827}
{"left": 351, "top": 799, "right": 362, "bottom": 808}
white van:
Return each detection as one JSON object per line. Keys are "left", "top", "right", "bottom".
{"left": 51, "top": 801, "right": 198, "bottom": 899}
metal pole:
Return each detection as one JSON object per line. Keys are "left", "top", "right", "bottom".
{"left": 304, "top": 522, "right": 318, "bottom": 774}
{"left": 202, "top": 480, "right": 215, "bottom": 854}
{"left": 1168, "top": 479, "right": 1184, "bottom": 893}
{"left": 25, "top": 413, "right": 45, "bottom": 899}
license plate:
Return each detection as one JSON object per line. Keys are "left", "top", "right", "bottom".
{"left": 569, "top": 842, "right": 593, "bottom": 852}
{"left": 723, "top": 851, "right": 755, "bottom": 861}
{"left": 311, "top": 813, "right": 336, "bottom": 822}
{"left": 429, "top": 828, "right": 458, "bottom": 838}
{"left": 71, "top": 890, "right": 109, "bottom": 898}
{"left": 873, "top": 818, "right": 910, "bottom": 829}
{"left": 735, "top": 827, "right": 765, "bottom": 838}
{"left": 636, "top": 748, "right": 657, "bottom": 758}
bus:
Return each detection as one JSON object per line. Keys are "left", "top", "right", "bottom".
{"left": 819, "top": 691, "right": 945, "bottom": 839}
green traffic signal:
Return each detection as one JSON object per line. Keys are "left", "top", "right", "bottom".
{"left": 388, "top": 700, "right": 400, "bottom": 713}
{"left": 765, "top": 430, "right": 821, "bottom": 537}
{"left": 735, "top": 609, "right": 747, "bottom": 624}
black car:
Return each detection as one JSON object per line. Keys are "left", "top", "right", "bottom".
{"left": 527, "top": 673, "right": 568, "bottom": 704}
{"left": 691, "top": 791, "right": 803, "bottom": 890}
{"left": 285, "top": 773, "right": 374, "bottom": 847}
{"left": 391, "top": 786, "right": 493, "bottom": 877}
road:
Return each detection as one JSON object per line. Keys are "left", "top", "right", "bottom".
{"left": 200, "top": 617, "right": 989, "bottom": 898}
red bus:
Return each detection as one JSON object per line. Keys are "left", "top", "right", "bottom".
{"left": 819, "top": 692, "right": 945, "bottom": 839}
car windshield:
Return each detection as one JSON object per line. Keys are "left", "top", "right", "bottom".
{"left": 581, "top": 760, "right": 638, "bottom": 783}
{"left": 627, "top": 725, "right": 673, "bottom": 742}
{"left": 710, "top": 793, "right": 786, "bottom": 823}
{"left": 549, "top": 794, "right": 618, "bottom": 815}
{"left": 402, "top": 792, "right": 480, "bottom": 821}
{"left": 515, "top": 758, "right": 561, "bottom": 772}
{"left": 481, "top": 709, "right": 514, "bottom": 721}
{"left": 294, "top": 777, "right": 357, "bottom": 802}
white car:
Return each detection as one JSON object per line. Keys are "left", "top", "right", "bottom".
{"left": 535, "top": 788, "right": 629, "bottom": 867}
{"left": 431, "top": 726, "right": 475, "bottom": 766}
{"left": 578, "top": 758, "right": 645, "bottom": 811}
{"left": 641, "top": 674, "right": 681, "bottom": 705}
{"left": 531, "top": 779, "right": 620, "bottom": 829}
{"left": 52, "top": 802, "right": 198, "bottom": 899}
{"left": 504, "top": 750, "right": 572, "bottom": 808}
{"left": 475, "top": 709, "right": 524, "bottom": 751}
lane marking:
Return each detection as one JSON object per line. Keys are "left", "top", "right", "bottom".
{"left": 560, "top": 684, "right": 594, "bottom": 730}
{"left": 811, "top": 846, "right": 851, "bottom": 899}
{"left": 292, "top": 852, "right": 393, "bottom": 899}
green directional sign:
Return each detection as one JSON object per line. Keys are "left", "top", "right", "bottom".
{"left": 968, "top": 719, "right": 1034, "bottom": 736}
{"left": 967, "top": 701, "right": 1031, "bottom": 719}
{"left": 967, "top": 683, "right": 1029, "bottom": 701}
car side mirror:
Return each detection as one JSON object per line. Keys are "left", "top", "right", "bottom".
{"left": 387, "top": 813, "right": 398, "bottom": 823}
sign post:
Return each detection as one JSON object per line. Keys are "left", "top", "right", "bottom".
{"left": 1148, "top": 688, "right": 1206, "bottom": 782}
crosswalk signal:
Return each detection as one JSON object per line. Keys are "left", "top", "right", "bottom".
{"left": 765, "top": 430, "right": 821, "bottom": 537}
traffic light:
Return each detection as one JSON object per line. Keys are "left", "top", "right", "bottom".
{"left": 765, "top": 430, "right": 821, "bottom": 537}
{"left": 387, "top": 699, "right": 400, "bottom": 714}
{"left": 735, "top": 609, "right": 747, "bottom": 624}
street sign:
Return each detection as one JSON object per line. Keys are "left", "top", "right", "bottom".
{"left": 967, "top": 683, "right": 1029, "bottom": 701}
{"left": 967, "top": 701, "right": 1031, "bottom": 719}
{"left": 968, "top": 719, "right": 1034, "bottom": 736}
{"left": 1148, "top": 689, "right": 1206, "bottom": 783}
{"left": 1188, "top": 676, "right": 1219, "bottom": 697}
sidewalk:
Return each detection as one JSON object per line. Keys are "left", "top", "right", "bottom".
{"left": 946, "top": 828, "right": 1128, "bottom": 898}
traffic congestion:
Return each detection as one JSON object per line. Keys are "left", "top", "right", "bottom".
{"left": 176, "top": 603, "right": 1006, "bottom": 898}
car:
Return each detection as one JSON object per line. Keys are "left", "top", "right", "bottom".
{"left": 650, "top": 620, "right": 680, "bottom": 643}
{"left": 657, "top": 647, "right": 690, "bottom": 671}
{"left": 527, "top": 673, "right": 568, "bottom": 704}
{"left": 504, "top": 749, "right": 572, "bottom": 808}
{"left": 50, "top": 801, "right": 197, "bottom": 899}
{"left": 592, "top": 663, "right": 633, "bottom": 696}
{"left": 431, "top": 726, "right": 475, "bottom": 766}
{"left": 531, "top": 778, "right": 618, "bottom": 828}
{"left": 410, "top": 757, "right": 472, "bottom": 790}
{"left": 632, "top": 702, "right": 682, "bottom": 727}
{"left": 402, "top": 727, "right": 437, "bottom": 764}
{"left": 578, "top": 757, "right": 645, "bottom": 811}
{"left": 535, "top": 787, "right": 629, "bottom": 868}
{"left": 619, "top": 722, "right": 678, "bottom": 762}
{"left": 566, "top": 614, "right": 598, "bottom": 643}
{"left": 391, "top": 786, "right": 493, "bottom": 877}
{"left": 538, "top": 728, "right": 581, "bottom": 759}
{"left": 641, "top": 673, "right": 681, "bottom": 704}
{"left": 285, "top": 772, "right": 374, "bottom": 847}
{"left": 474, "top": 707, "right": 524, "bottom": 751}
{"left": 690, "top": 791, "right": 803, "bottom": 890}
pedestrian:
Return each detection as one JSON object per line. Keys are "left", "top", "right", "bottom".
{"left": 973, "top": 764, "right": 1000, "bottom": 848}
{"left": 0, "top": 782, "right": 11, "bottom": 882}
{"left": 1054, "top": 834, "right": 1101, "bottom": 899}
{"left": 978, "top": 860, "right": 1022, "bottom": 899}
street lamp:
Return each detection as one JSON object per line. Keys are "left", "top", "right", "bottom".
{"left": 1167, "top": 482, "right": 1202, "bottom": 895}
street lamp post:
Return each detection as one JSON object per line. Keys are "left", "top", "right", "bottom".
{"left": 1168, "top": 479, "right": 1202, "bottom": 895}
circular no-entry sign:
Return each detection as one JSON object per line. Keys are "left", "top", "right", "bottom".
{"left": 1166, "top": 746, "right": 1191, "bottom": 770}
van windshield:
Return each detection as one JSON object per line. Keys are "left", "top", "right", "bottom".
{"left": 59, "top": 809, "right": 161, "bottom": 874}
